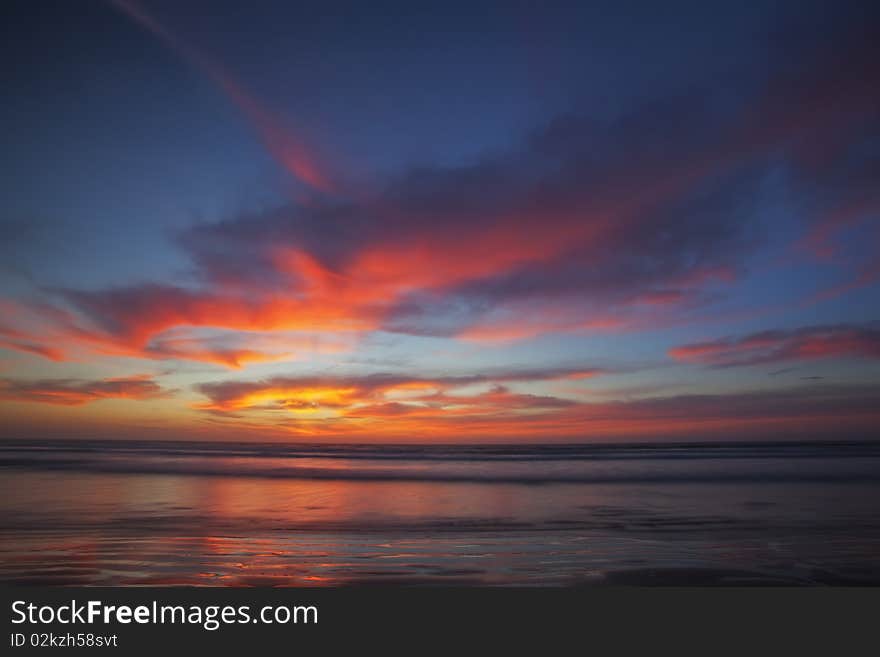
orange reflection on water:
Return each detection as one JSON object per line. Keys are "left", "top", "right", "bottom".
{"left": 1, "top": 466, "right": 592, "bottom": 585}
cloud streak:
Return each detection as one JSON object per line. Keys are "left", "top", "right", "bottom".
{"left": 108, "top": 0, "right": 337, "bottom": 193}
{"left": 670, "top": 323, "right": 880, "bottom": 368}
{"left": 0, "top": 375, "right": 173, "bottom": 406}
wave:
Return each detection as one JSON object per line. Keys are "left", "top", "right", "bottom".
{"left": 2, "top": 438, "right": 879, "bottom": 460}
{"left": 1, "top": 439, "right": 879, "bottom": 484}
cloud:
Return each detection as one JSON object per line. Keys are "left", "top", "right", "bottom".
{"left": 191, "top": 369, "right": 880, "bottom": 441}
{"left": 0, "top": 291, "right": 356, "bottom": 368}
{"left": 0, "top": 336, "right": 64, "bottom": 362}
{"left": 11, "top": 97, "right": 765, "bottom": 363}
{"left": 0, "top": 375, "right": 173, "bottom": 406}
{"left": 669, "top": 322, "right": 880, "bottom": 367}
{"left": 0, "top": 300, "right": 77, "bottom": 362}
{"left": 194, "top": 366, "right": 606, "bottom": 412}
{"left": 109, "top": 0, "right": 337, "bottom": 193}
{"left": 139, "top": 328, "right": 354, "bottom": 369}
{"left": 581, "top": 384, "right": 880, "bottom": 429}
{"left": 2, "top": 16, "right": 877, "bottom": 367}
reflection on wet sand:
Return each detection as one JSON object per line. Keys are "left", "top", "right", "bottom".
{"left": 1, "top": 472, "right": 880, "bottom": 585}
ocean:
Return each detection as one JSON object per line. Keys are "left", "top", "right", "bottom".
{"left": 1, "top": 440, "right": 879, "bottom": 585}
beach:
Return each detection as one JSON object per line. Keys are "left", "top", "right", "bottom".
{"left": 1, "top": 440, "right": 878, "bottom": 586}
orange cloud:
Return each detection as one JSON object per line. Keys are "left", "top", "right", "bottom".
{"left": 0, "top": 337, "right": 65, "bottom": 362}
{"left": 194, "top": 368, "right": 605, "bottom": 414}
{"left": 0, "top": 375, "right": 172, "bottom": 406}
{"left": 0, "top": 287, "right": 366, "bottom": 368}
{"left": 4, "top": 21, "right": 877, "bottom": 369}
{"left": 192, "top": 374, "right": 880, "bottom": 442}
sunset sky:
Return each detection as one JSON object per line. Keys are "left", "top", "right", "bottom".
{"left": 1, "top": 0, "right": 878, "bottom": 442}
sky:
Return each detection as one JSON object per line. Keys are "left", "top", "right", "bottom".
{"left": 0, "top": 0, "right": 878, "bottom": 443}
